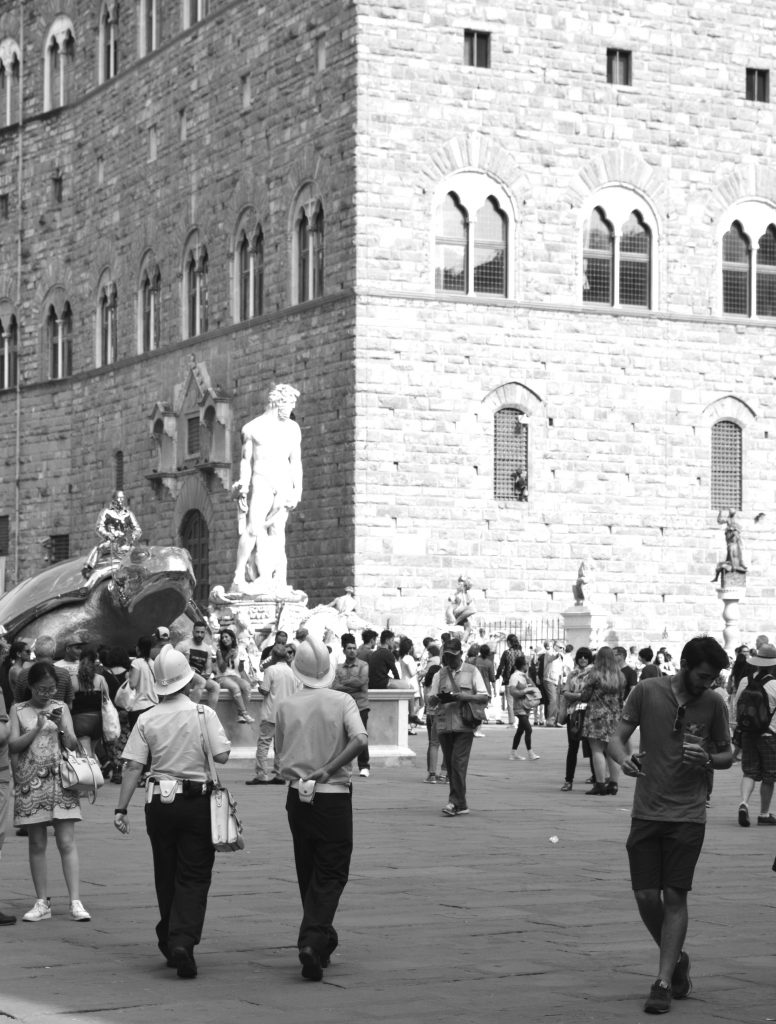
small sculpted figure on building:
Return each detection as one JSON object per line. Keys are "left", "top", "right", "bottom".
{"left": 712, "top": 509, "right": 747, "bottom": 586}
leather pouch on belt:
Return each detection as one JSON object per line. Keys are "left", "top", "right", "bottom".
{"left": 158, "top": 780, "right": 178, "bottom": 803}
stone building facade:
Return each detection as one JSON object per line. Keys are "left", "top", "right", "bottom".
{"left": 1, "top": 0, "right": 775, "bottom": 646}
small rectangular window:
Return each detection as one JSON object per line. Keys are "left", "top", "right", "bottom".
{"left": 0, "top": 515, "right": 9, "bottom": 556}
{"left": 50, "top": 534, "right": 70, "bottom": 563}
{"left": 0, "top": 194, "right": 8, "bottom": 219}
{"left": 187, "top": 415, "right": 201, "bottom": 457}
{"left": 464, "top": 30, "right": 490, "bottom": 69}
{"left": 149, "top": 125, "right": 158, "bottom": 161}
{"left": 316, "top": 36, "right": 327, "bottom": 72}
{"left": 52, "top": 172, "right": 63, "bottom": 204}
{"left": 96, "top": 157, "right": 104, "bottom": 186}
{"left": 607, "top": 48, "right": 632, "bottom": 86}
{"left": 746, "top": 68, "right": 769, "bottom": 102}
{"left": 179, "top": 109, "right": 187, "bottom": 142}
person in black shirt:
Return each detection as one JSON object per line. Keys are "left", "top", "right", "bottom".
{"left": 367, "top": 631, "right": 399, "bottom": 689}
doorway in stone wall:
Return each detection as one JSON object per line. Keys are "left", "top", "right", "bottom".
{"left": 180, "top": 509, "right": 209, "bottom": 610}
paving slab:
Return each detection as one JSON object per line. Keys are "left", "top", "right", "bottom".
{"left": 1, "top": 725, "right": 774, "bottom": 1024}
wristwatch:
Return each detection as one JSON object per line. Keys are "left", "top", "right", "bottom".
{"left": 114, "top": 808, "right": 128, "bottom": 815}
{"left": 704, "top": 757, "right": 713, "bottom": 770}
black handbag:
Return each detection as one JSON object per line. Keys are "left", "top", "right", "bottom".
{"left": 568, "top": 702, "right": 588, "bottom": 739}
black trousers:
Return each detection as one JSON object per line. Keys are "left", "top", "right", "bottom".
{"left": 145, "top": 794, "right": 215, "bottom": 952}
{"left": 286, "top": 787, "right": 353, "bottom": 958}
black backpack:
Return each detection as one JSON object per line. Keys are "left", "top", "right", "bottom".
{"left": 736, "top": 674, "right": 775, "bottom": 734}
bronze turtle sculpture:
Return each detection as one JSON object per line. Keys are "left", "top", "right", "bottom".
{"left": 0, "top": 545, "right": 197, "bottom": 656}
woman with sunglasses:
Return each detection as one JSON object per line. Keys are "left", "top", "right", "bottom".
{"left": 8, "top": 661, "right": 90, "bottom": 922}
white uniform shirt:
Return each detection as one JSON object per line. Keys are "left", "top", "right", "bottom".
{"left": 275, "top": 687, "right": 365, "bottom": 785}
{"left": 123, "top": 694, "right": 230, "bottom": 782}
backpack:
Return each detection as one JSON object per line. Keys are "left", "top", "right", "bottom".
{"left": 736, "top": 675, "right": 775, "bottom": 734}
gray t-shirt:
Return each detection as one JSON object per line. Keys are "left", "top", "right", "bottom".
{"left": 622, "top": 674, "right": 731, "bottom": 824}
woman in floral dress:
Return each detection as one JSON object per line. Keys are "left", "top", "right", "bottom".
{"left": 8, "top": 661, "right": 90, "bottom": 923}
{"left": 581, "top": 646, "right": 625, "bottom": 795}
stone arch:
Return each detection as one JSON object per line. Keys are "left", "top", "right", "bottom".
{"left": 700, "top": 395, "right": 757, "bottom": 428}
{"left": 480, "top": 381, "right": 544, "bottom": 418}
{"left": 174, "top": 474, "right": 216, "bottom": 536}
{"left": 706, "top": 165, "right": 776, "bottom": 222}
{"left": 566, "top": 148, "right": 669, "bottom": 211}
{"left": 423, "top": 133, "right": 528, "bottom": 198}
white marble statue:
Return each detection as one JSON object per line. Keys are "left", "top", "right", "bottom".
{"left": 230, "top": 383, "right": 302, "bottom": 597}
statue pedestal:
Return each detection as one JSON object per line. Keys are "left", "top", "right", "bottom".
{"left": 562, "top": 604, "right": 593, "bottom": 650}
{"left": 209, "top": 590, "right": 309, "bottom": 638}
{"left": 217, "top": 687, "right": 416, "bottom": 765}
{"left": 366, "top": 688, "right": 417, "bottom": 766}
{"left": 716, "top": 584, "right": 746, "bottom": 656}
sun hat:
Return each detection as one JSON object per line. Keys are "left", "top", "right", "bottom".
{"left": 292, "top": 636, "right": 335, "bottom": 689}
{"left": 154, "top": 626, "right": 171, "bottom": 641}
{"left": 747, "top": 643, "right": 776, "bottom": 667}
{"left": 152, "top": 646, "right": 194, "bottom": 696}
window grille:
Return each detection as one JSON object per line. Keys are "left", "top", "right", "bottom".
{"left": 494, "top": 408, "right": 528, "bottom": 501}
{"left": 711, "top": 420, "right": 742, "bottom": 511}
{"left": 746, "top": 68, "right": 769, "bottom": 102}
{"left": 50, "top": 535, "right": 70, "bottom": 563}
{"left": 464, "top": 30, "right": 490, "bottom": 68}
{"left": 114, "top": 450, "right": 124, "bottom": 491}
{"left": 607, "top": 49, "right": 632, "bottom": 86}
{"left": 181, "top": 509, "right": 209, "bottom": 608}
{"left": 756, "top": 226, "right": 776, "bottom": 317}
{"left": 254, "top": 231, "right": 264, "bottom": 316}
{"left": 0, "top": 515, "right": 9, "bottom": 556}
{"left": 583, "top": 208, "right": 612, "bottom": 304}
{"left": 619, "top": 212, "right": 650, "bottom": 307}
{"left": 312, "top": 209, "right": 325, "bottom": 299}
{"left": 238, "top": 235, "right": 251, "bottom": 321}
{"left": 187, "top": 416, "right": 201, "bottom": 457}
{"left": 0, "top": 316, "right": 18, "bottom": 390}
{"left": 473, "top": 199, "right": 506, "bottom": 296}
{"left": 298, "top": 213, "right": 310, "bottom": 302}
{"left": 722, "top": 222, "right": 750, "bottom": 315}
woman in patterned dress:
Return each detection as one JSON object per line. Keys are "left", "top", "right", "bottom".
{"left": 580, "top": 646, "right": 625, "bottom": 795}
{"left": 8, "top": 661, "right": 90, "bottom": 923}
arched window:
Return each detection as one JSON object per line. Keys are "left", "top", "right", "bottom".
{"left": 180, "top": 509, "right": 209, "bottom": 608}
{"left": 184, "top": 240, "right": 208, "bottom": 337}
{"left": 711, "top": 420, "right": 742, "bottom": 510}
{"left": 97, "top": 281, "right": 118, "bottom": 366}
{"left": 756, "top": 226, "right": 776, "bottom": 318}
{"left": 0, "top": 315, "right": 18, "bottom": 390}
{"left": 235, "top": 224, "right": 264, "bottom": 321}
{"left": 291, "top": 186, "right": 325, "bottom": 304}
{"left": 583, "top": 207, "right": 613, "bottom": 304}
{"left": 434, "top": 192, "right": 508, "bottom": 297}
{"left": 99, "top": 4, "right": 119, "bottom": 83}
{"left": 473, "top": 198, "right": 507, "bottom": 295}
{"left": 311, "top": 208, "right": 324, "bottom": 299}
{"left": 139, "top": 264, "right": 160, "bottom": 353}
{"left": 619, "top": 212, "right": 651, "bottom": 307}
{"left": 435, "top": 193, "right": 467, "bottom": 293}
{"left": 297, "top": 211, "right": 310, "bottom": 303}
{"left": 44, "top": 18, "right": 75, "bottom": 112}
{"left": 138, "top": 0, "right": 158, "bottom": 57}
{"left": 494, "top": 407, "right": 529, "bottom": 502}
{"left": 433, "top": 173, "right": 513, "bottom": 298}
{"left": 0, "top": 41, "right": 21, "bottom": 127}
{"left": 581, "top": 188, "right": 658, "bottom": 309}
{"left": 48, "top": 302, "right": 72, "bottom": 379}
{"left": 722, "top": 222, "right": 750, "bottom": 316}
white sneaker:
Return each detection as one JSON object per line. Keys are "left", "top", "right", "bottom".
{"left": 237, "top": 714, "right": 255, "bottom": 724}
{"left": 527, "top": 751, "right": 541, "bottom": 760}
{"left": 70, "top": 900, "right": 91, "bottom": 922}
{"left": 359, "top": 768, "right": 370, "bottom": 778}
{"left": 508, "top": 753, "right": 516, "bottom": 760}
{"left": 23, "top": 898, "right": 51, "bottom": 923}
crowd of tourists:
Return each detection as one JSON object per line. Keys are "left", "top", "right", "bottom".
{"left": 1, "top": 617, "right": 775, "bottom": 1012}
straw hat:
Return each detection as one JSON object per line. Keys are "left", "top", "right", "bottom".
{"left": 292, "top": 636, "right": 335, "bottom": 689}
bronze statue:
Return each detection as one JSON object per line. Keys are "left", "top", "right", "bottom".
{"left": 82, "top": 490, "right": 142, "bottom": 577}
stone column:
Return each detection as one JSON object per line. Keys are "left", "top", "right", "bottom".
{"left": 717, "top": 583, "right": 746, "bottom": 656}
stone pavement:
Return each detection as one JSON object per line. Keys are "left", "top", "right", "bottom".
{"left": 1, "top": 725, "right": 774, "bottom": 1024}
